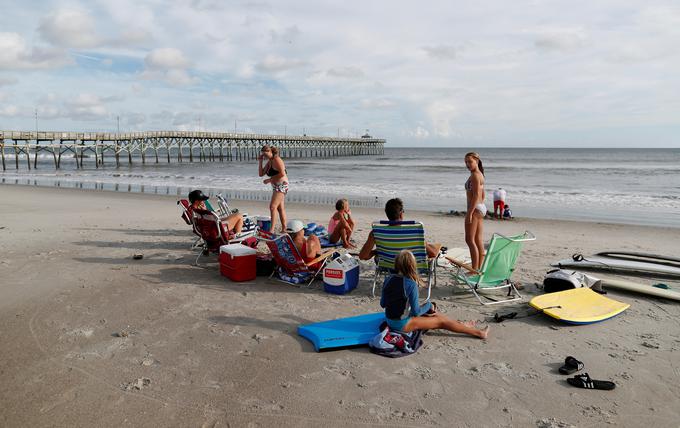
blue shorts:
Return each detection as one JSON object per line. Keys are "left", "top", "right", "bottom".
{"left": 386, "top": 317, "right": 410, "bottom": 332}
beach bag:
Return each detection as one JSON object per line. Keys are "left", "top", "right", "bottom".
{"left": 368, "top": 325, "right": 424, "bottom": 358}
{"left": 543, "top": 269, "right": 602, "bottom": 293}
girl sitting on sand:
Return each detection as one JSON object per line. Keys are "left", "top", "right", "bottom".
{"left": 381, "top": 250, "right": 489, "bottom": 339}
{"left": 328, "top": 198, "right": 355, "bottom": 248}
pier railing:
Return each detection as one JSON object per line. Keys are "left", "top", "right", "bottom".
{"left": 0, "top": 130, "right": 385, "bottom": 170}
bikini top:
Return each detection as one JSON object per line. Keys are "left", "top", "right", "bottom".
{"left": 465, "top": 178, "right": 472, "bottom": 191}
{"left": 266, "top": 163, "right": 287, "bottom": 177}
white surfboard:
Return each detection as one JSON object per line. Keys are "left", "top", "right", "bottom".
{"left": 552, "top": 255, "right": 680, "bottom": 278}
{"left": 599, "top": 276, "right": 680, "bottom": 302}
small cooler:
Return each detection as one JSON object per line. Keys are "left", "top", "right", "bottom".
{"left": 323, "top": 254, "right": 359, "bottom": 295}
{"left": 219, "top": 244, "right": 257, "bottom": 282}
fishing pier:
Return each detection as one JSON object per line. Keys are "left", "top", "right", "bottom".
{"left": 0, "top": 130, "right": 385, "bottom": 170}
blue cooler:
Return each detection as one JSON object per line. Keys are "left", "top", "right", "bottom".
{"left": 323, "top": 254, "right": 359, "bottom": 295}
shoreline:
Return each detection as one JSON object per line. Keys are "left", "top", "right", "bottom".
{"left": 2, "top": 180, "right": 678, "bottom": 230}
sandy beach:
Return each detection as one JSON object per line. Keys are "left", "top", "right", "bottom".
{"left": 1, "top": 184, "right": 679, "bottom": 427}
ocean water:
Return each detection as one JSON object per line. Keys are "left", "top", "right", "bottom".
{"left": 1, "top": 147, "right": 679, "bottom": 227}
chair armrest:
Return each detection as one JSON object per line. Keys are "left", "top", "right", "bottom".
{"left": 444, "top": 254, "right": 479, "bottom": 274}
{"left": 306, "top": 249, "right": 338, "bottom": 267}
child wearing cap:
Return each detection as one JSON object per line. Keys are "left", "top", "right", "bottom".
{"left": 286, "top": 219, "right": 323, "bottom": 268}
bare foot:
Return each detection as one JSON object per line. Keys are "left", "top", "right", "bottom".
{"left": 478, "top": 325, "right": 490, "bottom": 340}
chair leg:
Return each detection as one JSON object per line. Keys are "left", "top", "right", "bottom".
{"left": 194, "top": 247, "right": 207, "bottom": 266}
{"left": 372, "top": 270, "right": 379, "bottom": 297}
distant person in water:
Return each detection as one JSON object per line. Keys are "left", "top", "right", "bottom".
{"left": 188, "top": 189, "right": 244, "bottom": 234}
{"left": 381, "top": 250, "right": 489, "bottom": 339}
{"left": 258, "top": 145, "right": 288, "bottom": 232}
{"left": 464, "top": 152, "right": 486, "bottom": 270}
{"left": 492, "top": 188, "right": 507, "bottom": 219}
{"left": 503, "top": 205, "right": 513, "bottom": 220}
{"left": 329, "top": 198, "right": 355, "bottom": 248}
{"left": 359, "top": 198, "right": 441, "bottom": 261}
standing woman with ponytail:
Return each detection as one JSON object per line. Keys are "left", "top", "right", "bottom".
{"left": 258, "top": 145, "right": 288, "bottom": 232}
{"left": 464, "top": 152, "right": 487, "bottom": 270}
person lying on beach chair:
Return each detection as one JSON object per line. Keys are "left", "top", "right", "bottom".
{"left": 359, "top": 198, "right": 441, "bottom": 261}
{"left": 328, "top": 198, "right": 356, "bottom": 249}
{"left": 286, "top": 219, "right": 325, "bottom": 269}
{"left": 381, "top": 250, "right": 489, "bottom": 339}
{"left": 189, "top": 189, "right": 244, "bottom": 235}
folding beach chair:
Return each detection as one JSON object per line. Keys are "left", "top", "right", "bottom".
{"left": 215, "top": 193, "right": 258, "bottom": 235}
{"left": 371, "top": 221, "right": 440, "bottom": 300}
{"left": 451, "top": 231, "right": 536, "bottom": 305}
{"left": 177, "top": 199, "right": 202, "bottom": 250}
{"left": 191, "top": 208, "right": 257, "bottom": 265}
{"left": 258, "top": 230, "right": 338, "bottom": 286}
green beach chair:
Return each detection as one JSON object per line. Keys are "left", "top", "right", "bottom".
{"left": 454, "top": 231, "right": 536, "bottom": 305}
{"left": 371, "top": 221, "right": 439, "bottom": 299}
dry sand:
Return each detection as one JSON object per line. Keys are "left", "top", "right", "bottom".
{"left": 1, "top": 184, "right": 679, "bottom": 427}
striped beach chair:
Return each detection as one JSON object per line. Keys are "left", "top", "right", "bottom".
{"left": 371, "top": 220, "right": 438, "bottom": 299}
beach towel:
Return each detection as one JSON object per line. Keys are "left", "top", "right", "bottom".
{"left": 368, "top": 325, "right": 424, "bottom": 358}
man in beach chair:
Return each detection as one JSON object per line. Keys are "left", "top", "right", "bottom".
{"left": 191, "top": 207, "right": 257, "bottom": 266}
{"left": 259, "top": 220, "right": 338, "bottom": 286}
{"left": 450, "top": 231, "right": 535, "bottom": 305}
{"left": 359, "top": 198, "right": 442, "bottom": 298}
{"left": 189, "top": 190, "right": 245, "bottom": 235}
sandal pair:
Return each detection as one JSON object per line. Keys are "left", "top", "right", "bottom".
{"left": 560, "top": 357, "right": 616, "bottom": 390}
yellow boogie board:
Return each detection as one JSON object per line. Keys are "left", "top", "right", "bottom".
{"left": 529, "top": 288, "right": 630, "bottom": 325}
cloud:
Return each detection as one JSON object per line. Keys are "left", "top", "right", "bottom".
{"left": 39, "top": 9, "right": 100, "bottom": 49}
{"left": 532, "top": 27, "right": 588, "bottom": 52}
{"left": 270, "top": 25, "right": 301, "bottom": 44}
{"left": 360, "top": 98, "right": 395, "bottom": 109}
{"left": 422, "top": 45, "right": 458, "bottom": 60}
{"left": 327, "top": 66, "right": 364, "bottom": 78}
{"left": 142, "top": 48, "right": 197, "bottom": 86}
{"left": 64, "top": 93, "right": 110, "bottom": 121}
{"left": 255, "top": 55, "right": 306, "bottom": 72}
{"left": 0, "top": 104, "right": 19, "bottom": 116}
{"left": 125, "top": 112, "right": 146, "bottom": 126}
{"left": 406, "top": 126, "right": 430, "bottom": 139}
{"left": 0, "top": 76, "right": 18, "bottom": 86}
{"left": 144, "top": 48, "right": 190, "bottom": 70}
{"left": 425, "top": 101, "right": 459, "bottom": 138}
{"left": 0, "top": 32, "right": 71, "bottom": 70}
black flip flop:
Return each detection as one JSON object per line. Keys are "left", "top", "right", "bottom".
{"left": 559, "top": 356, "right": 584, "bottom": 375}
{"left": 567, "top": 373, "right": 615, "bottom": 390}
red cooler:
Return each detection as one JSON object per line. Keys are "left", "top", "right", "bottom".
{"left": 219, "top": 244, "right": 257, "bottom": 282}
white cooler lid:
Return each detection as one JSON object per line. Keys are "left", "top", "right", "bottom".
{"left": 220, "top": 244, "right": 257, "bottom": 256}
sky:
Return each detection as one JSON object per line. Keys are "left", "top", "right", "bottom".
{"left": 0, "top": 1, "right": 679, "bottom": 147}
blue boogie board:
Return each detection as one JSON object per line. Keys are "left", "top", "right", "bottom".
{"left": 298, "top": 313, "right": 385, "bottom": 352}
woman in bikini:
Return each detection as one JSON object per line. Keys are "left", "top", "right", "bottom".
{"left": 464, "top": 152, "right": 486, "bottom": 270}
{"left": 258, "top": 145, "right": 288, "bottom": 232}
{"left": 381, "top": 250, "right": 489, "bottom": 339}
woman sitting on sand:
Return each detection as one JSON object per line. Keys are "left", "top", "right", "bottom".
{"left": 464, "top": 152, "right": 486, "bottom": 270}
{"left": 258, "top": 145, "right": 288, "bottom": 232}
{"left": 381, "top": 250, "right": 489, "bottom": 339}
{"left": 328, "top": 198, "right": 355, "bottom": 248}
